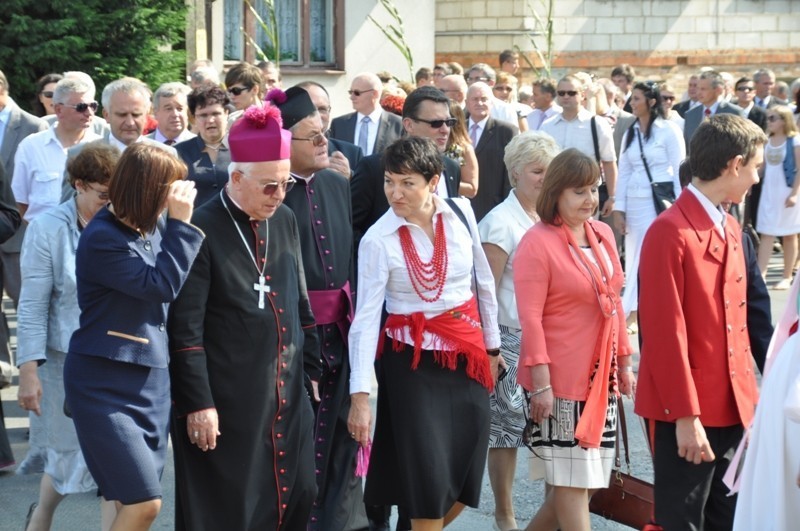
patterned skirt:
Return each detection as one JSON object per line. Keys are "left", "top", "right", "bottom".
{"left": 489, "top": 325, "right": 527, "bottom": 448}
{"left": 527, "top": 394, "right": 617, "bottom": 489}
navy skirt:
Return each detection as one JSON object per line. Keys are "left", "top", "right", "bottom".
{"left": 364, "top": 339, "right": 490, "bottom": 519}
{"left": 64, "top": 353, "right": 170, "bottom": 504}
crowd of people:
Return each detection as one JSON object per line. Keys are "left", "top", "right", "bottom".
{"left": 0, "top": 48, "right": 797, "bottom": 531}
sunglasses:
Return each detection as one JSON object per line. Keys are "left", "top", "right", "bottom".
{"left": 557, "top": 90, "right": 579, "bottom": 97}
{"left": 767, "top": 115, "right": 782, "bottom": 122}
{"left": 291, "top": 132, "right": 327, "bottom": 147}
{"left": 412, "top": 117, "right": 457, "bottom": 129}
{"left": 62, "top": 101, "right": 99, "bottom": 113}
{"left": 227, "top": 86, "right": 252, "bottom": 96}
{"left": 348, "top": 89, "right": 375, "bottom": 97}
{"left": 736, "top": 86, "right": 754, "bottom": 93}
{"left": 493, "top": 86, "right": 513, "bottom": 92}
{"left": 241, "top": 173, "right": 297, "bottom": 196}
{"left": 662, "top": 95, "right": 676, "bottom": 102}
{"left": 41, "top": 91, "right": 54, "bottom": 99}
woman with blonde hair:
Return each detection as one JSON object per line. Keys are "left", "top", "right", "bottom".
{"left": 479, "top": 131, "right": 560, "bottom": 531}
{"left": 493, "top": 72, "right": 530, "bottom": 132}
{"left": 756, "top": 105, "right": 800, "bottom": 289}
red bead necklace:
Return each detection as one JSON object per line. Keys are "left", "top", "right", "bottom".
{"left": 398, "top": 213, "right": 448, "bottom": 302}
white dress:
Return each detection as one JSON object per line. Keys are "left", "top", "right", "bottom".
{"left": 756, "top": 137, "right": 800, "bottom": 237}
{"left": 733, "top": 286, "right": 800, "bottom": 530}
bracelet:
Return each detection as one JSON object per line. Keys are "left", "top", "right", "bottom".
{"left": 531, "top": 385, "right": 552, "bottom": 396}
{"left": 620, "top": 366, "right": 634, "bottom": 373}
{"left": 607, "top": 196, "right": 616, "bottom": 201}
{"left": 486, "top": 348, "right": 500, "bottom": 357}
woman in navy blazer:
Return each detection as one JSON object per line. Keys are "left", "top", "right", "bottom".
{"left": 64, "top": 144, "right": 204, "bottom": 530}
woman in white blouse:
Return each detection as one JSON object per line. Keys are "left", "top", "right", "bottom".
{"left": 348, "top": 137, "right": 501, "bottom": 531}
{"left": 478, "top": 131, "right": 559, "bottom": 531}
{"left": 612, "top": 82, "right": 685, "bottom": 331}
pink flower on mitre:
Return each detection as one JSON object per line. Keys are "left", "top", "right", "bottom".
{"left": 265, "top": 88, "right": 288, "bottom": 105}
{"left": 244, "top": 104, "right": 283, "bottom": 129}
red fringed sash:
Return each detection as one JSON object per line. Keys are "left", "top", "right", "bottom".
{"left": 379, "top": 297, "right": 494, "bottom": 392}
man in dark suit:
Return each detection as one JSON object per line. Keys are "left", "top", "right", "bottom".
{"left": 753, "top": 68, "right": 778, "bottom": 109}
{"left": 683, "top": 71, "right": 745, "bottom": 154}
{"left": 351, "top": 86, "right": 460, "bottom": 253}
{"left": 297, "top": 81, "right": 363, "bottom": 179}
{"left": 672, "top": 74, "right": 700, "bottom": 118}
{"left": 329, "top": 73, "right": 404, "bottom": 157}
{"left": 465, "top": 82, "right": 518, "bottom": 221}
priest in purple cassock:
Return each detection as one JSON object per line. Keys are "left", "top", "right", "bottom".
{"left": 271, "top": 86, "right": 368, "bottom": 530}
{"left": 168, "top": 102, "right": 321, "bottom": 530}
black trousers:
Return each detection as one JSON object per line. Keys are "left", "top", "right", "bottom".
{"left": 650, "top": 420, "right": 743, "bottom": 531}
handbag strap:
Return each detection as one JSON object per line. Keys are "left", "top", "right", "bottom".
{"left": 444, "top": 198, "right": 482, "bottom": 321}
{"left": 635, "top": 126, "right": 655, "bottom": 185}
{"left": 617, "top": 397, "right": 633, "bottom": 470}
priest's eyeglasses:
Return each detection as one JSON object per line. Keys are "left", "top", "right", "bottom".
{"left": 291, "top": 132, "right": 326, "bottom": 147}
{"left": 241, "top": 173, "right": 297, "bottom": 196}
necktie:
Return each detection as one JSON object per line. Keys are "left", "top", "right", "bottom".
{"left": 470, "top": 123, "right": 479, "bottom": 146}
{"left": 535, "top": 111, "right": 546, "bottom": 130}
{"left": 759, "top": 98, "right": 766, "bottom": 108}
{"left": 704, "top": 108, "right": 711, "bottom": 120}
{"left": 164, "top": 139, "right": 175, "bottom": 146}
{"left": 358, "top": 116, "right": 370, "bottom": 154}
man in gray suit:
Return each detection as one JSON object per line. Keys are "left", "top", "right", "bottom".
{"left": 683, "top": 70, "right": 745, "bottom": 154}
{"left": 0, "top": 69, "right": 49, "bottom": 475}
{"left": 329, "top": 72, "right": 403, "bottom": 157}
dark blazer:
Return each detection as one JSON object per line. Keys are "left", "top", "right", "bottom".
{"left": 327, "top": 137, "right": 363, "bottom": 177}
{"left": 672, "top": 99, "right": 695, "bottom": 118}
{"left": 683, "top": 101, "right": 745, "bottom": 154}
{"left": 746, "top": 105, "right": 768, "bottom": 131}
{"left": 175, "top": 136, "right": 231, "bottom": 207}
{"left": 742, "top": 231, "right": 772, "bottom": 374}
{"left": 0, "top": 103, "right": 47, "bottom": 203}
{"left": 329, "top": 110, "right": 404, "bottom": 156}
{"left": 351, "top": 152, "right": 461, "bottom": 250}
{"left": 68, "top": 208, "right": 204, "bottom": 369}
{"left": 469, "top": 117, "right": 518, "bottom": 222}
{"left": 0, "top": 163, "right": 20, "bottom": 244}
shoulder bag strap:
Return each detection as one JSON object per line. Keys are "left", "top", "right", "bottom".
{"left": 617, "top": 397, "right": 633, "bottom": 470}
{"left": 636, "top": 127, "right": 655, "bottom": 185}
{"left": 444, "top": 198, "right": 482, "bottom": 321}
{"left": 590, "top": 116, "right": 601, "bottom": 164}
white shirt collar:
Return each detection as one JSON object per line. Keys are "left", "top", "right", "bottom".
{"left": 380, "top": 194, "right": 454, "bottom": 236}
{"left": 687, "top": 183, "right": 726, "bottom": 238}
{"left": 468, "top": 115, "right": 489, "bottom": 130}
{"left": 358, "top": 107, "right": 383, "bottom": 124}
{"left": 109, "top": 134, "right": 144, "bottom": 152}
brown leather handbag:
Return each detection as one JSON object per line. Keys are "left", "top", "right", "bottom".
{"left": 589, "top": 399, "right": 660, "bottom": 530}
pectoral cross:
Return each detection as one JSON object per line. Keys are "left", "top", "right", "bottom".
{"left": 254, "top": 275, "right": 271, "bottom": 309}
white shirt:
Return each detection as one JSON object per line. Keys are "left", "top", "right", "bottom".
{"left": 541, "top": 107, "right": 617, "bottom": 162}
{"left": 686, "top": 183, "right": 726, "bottom": 239}
{"left": 12, "top": 127, "right": 100, "bottom": 221}
{"left": 349, "top": 196, "right": 501, "bottom": 394}
{"left": 490, "top": 98, "right": 519, "bottom": 128}
{"left": 478, "top": 189, "right": 535, "bottom": 328}
{"left": 616, "top": 118, "right": 685, "bottom": 212}
{"left": 354, "top": 107, "right": 383, "bottom": 156}
{"left": 526, "top": 104, "right": 561, "bottom": 130}
{"left": 154, "top": 128, "right": 195, "bottom": 145}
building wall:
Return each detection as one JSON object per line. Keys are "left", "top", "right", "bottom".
{"left": 435, "top": 0, "right": 800, "bottom": 89}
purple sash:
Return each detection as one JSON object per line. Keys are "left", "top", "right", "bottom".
{"left": 307, "top": 281, "right": 353, "bottom": 344}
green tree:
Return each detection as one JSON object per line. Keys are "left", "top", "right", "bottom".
{"left": 0, "top": 0, "right": 186, "bottom": 112}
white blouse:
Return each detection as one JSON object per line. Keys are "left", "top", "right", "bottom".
{"left": 616, "top": 117, "right": 685, "bottom": 213}
{"left": 349, "top": 196, "right": 501, "bottom": 394}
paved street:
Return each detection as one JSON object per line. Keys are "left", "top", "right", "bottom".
{"left": 0, "top": 251, "right": 791, "bottom": 530}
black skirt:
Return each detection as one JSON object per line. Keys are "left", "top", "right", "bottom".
{"left": 364, "top": 338, "right": 490, "bottom": 519}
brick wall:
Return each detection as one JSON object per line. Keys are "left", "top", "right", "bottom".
{"left": 435, "top": 0, "right": 800, "bottom": 90}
